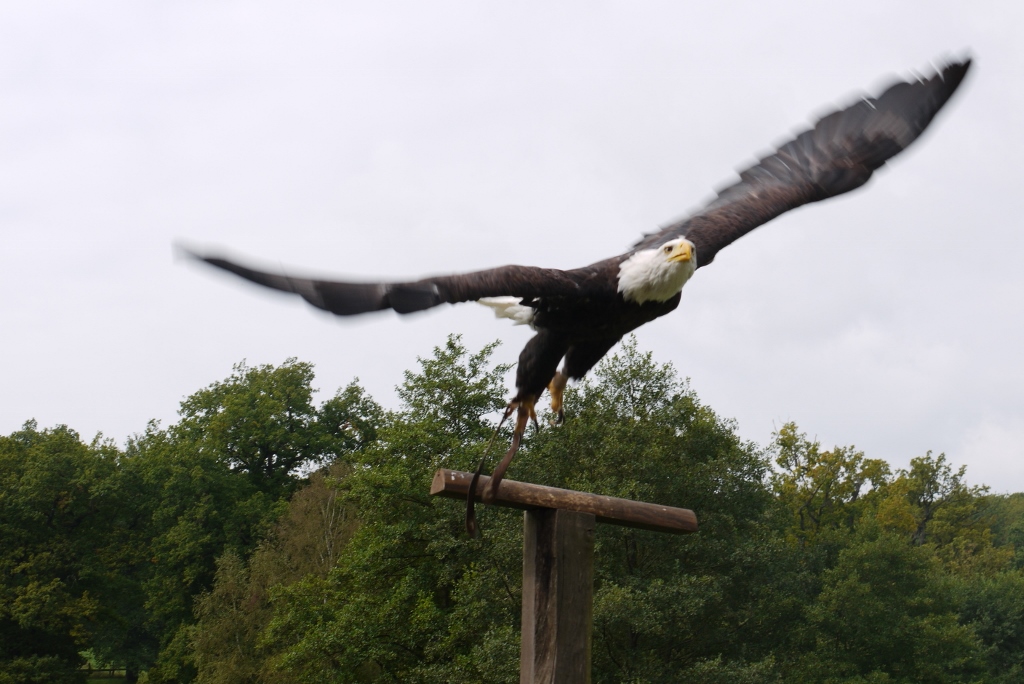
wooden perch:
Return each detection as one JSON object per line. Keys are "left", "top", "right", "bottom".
{"left": 430, "top": 468, "right": 699, "bottom": 681}
{"left": 430, "top": 468, "right": 697, "bottom": 534}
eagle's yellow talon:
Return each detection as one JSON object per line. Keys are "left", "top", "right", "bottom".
{"left": 548, "top": 371, "right": 568, "bottom": 425}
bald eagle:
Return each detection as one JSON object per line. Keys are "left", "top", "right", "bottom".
{"left": 185, "top": 58, "right": 970, "bottom": 526}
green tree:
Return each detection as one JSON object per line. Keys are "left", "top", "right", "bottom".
{"left": 789, "top": 530, "right": 983, "bottom": 683}
{"left": 264, "top": 336, "right": 518, "bottom": 683}
{"left": 523, "top": 340, "right": 791, "bottom": 683}
{"left": 956, "top": 570, "right": 1024, "bottom": 683}
{"left": 10, "top": 338, "right": 1024, "bottom": 684}
{"left": 897, "top": 453, "right": 1010, "bottom": 573}
{"left": 983, "top": 493, "right": 1024, "bottom": 572}
{"left": 191, "top": 463, "right": 361, "bottom": 684}
{"left": 125, "top": 423, "right": 274, "bottom": 683}
{"left": 0, "top": 422, "right": 125, "bottom": 683}
{"left": 174, "top": 359, "right": 327, "bottom": 498}
{"left": 257, "top": 337, "right": 796, "bottom": 683}
{"left": 772, "top": 424, "right": 890, "bottom": 548}
{"left": 128, "top": 359, "right": 381, "bottom": 681}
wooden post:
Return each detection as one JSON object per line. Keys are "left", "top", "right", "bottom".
{"left": 430, "top": 469, "right": 697, "bottom": 683}
{"left": 521, "top": 509, "right": 595, "bottom": 684}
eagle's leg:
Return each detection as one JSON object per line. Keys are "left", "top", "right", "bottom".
{"left": 481, "top": 397, "right": 536, "bottom": 504}
{"left": 548, "top": 371, "right": 568, "bottom": 425}
{"left": 465, "top": 396, "right": 537, "bottom": 536}
{"left": 467, "top": 330, "right": 565, "bottom": 533}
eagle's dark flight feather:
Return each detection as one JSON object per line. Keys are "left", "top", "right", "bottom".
{"left": 634, "top": 60, "right": 971, "bottom": 265}
{"left": 188, "top": 60, "right": 969, "bottom": 320}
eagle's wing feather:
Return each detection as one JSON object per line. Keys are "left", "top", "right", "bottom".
{"left": 634, "top": 59, "right": 970, "bottom": 266}
{"left": 184, "top": 250, "right": 613, "bottom": 316}
{"left": 185, "top": 60, "right": 969, "bottom": 316}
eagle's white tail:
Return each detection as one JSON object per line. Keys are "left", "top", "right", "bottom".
{"left": 477, "top": 297, "right": 535, "bottom": 327}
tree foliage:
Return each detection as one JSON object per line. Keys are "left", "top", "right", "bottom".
{"left": 0, "top": 423, "right": 120, "bottom": 683}
{"left": 4, "top": 336, "right": 1024, "bottom": 682}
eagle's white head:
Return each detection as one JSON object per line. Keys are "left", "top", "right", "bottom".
{"left": 617, "top": 238, "right": 697, "bottom": 304}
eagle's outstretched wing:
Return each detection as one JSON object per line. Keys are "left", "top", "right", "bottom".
{"left": 182, "top": 248, "right": 618, "bottom": 315}
{"left": 185, "top": 59, "right": 969, "bottom": 315}
{"left": 634, "top": 59, "right": 971, "bottom": 266}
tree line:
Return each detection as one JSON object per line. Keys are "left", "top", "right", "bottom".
{"left": 3, "top": 336, "right": 1024, "bottom": 683}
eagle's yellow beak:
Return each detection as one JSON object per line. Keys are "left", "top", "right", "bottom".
{"left": 667, "top": 242, "right": 693, "bottom": 263}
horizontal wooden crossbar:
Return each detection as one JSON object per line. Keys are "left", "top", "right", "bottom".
{"left": 430, "top": 469, "right": 698, "bottom": 534}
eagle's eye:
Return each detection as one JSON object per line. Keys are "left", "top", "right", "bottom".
{"left": 663, "top": 245, "right": 672, "bottom": 253}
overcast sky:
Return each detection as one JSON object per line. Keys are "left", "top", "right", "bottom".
{"left": 2, "top": 1, "right": 1022, "bottom": 491}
